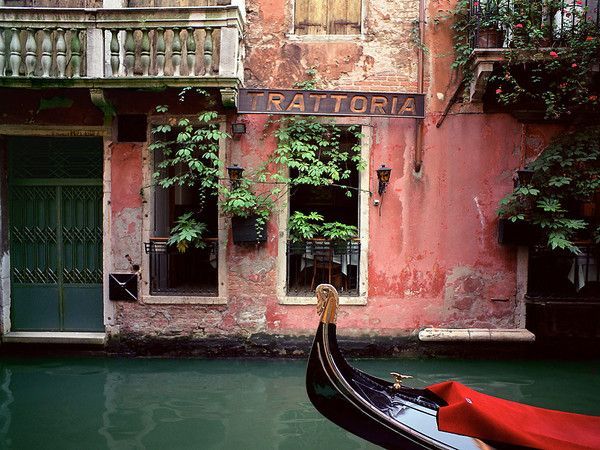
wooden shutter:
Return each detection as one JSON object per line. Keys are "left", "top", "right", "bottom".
{"left": 295, "top": 0, "right": 328, "bottom": 35}
{"left": 329, "top": 0, "right": 361, "bottom": 35}
{"left": 295, "top": 0, "right": 360, "bottom": 35}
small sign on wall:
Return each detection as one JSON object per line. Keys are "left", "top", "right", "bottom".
{"left": 109, "top": 273, "right": 138, "bottom": 301}
{"left": 238, "top": 89, "right": 425, "bottom": 118}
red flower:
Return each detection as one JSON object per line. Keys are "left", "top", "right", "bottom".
{"left": 576, "top": 0, "right": 583, "bottom": 5}
{"left": 549, "top": 51, "right": 559, "bottom": 58}
{"left": 586, "top": 36, "right": 595, "bottom": 41}
{"left": 559, "top": 83, "right": 567, "bottom": 88}
{"left": 495, "top": 88, "right": 503, "bottom": 94}
{"left": 514, "top": 23, "right": 524, "bottom": 29}
{"left": 473, "top": 1, "right": 479, "bottom": 6}
{"left": 572, "top": 63, "right": 578, "bottom": 68}
{"left": 590, "top": 95, "right": 598, "bottom": 101}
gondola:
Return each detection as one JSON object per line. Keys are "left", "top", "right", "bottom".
{"left": 306, "top": 284, "right": 600, "bottom": 450}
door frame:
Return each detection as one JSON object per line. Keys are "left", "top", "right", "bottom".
{"left": 0, "top": 125, "right": 112, "bottom": 335}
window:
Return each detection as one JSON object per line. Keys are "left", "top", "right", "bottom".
{"left": 286, "top": 129, "right": 362, "bottom": 296}
{"left": 294, "top": 0, "right": 361, "bottom": 35}
{"left": 527, "top": 193, "right": 600, "bottom": 301}
{"left": 146, "top": 130, "right": 219, "bottom": 297}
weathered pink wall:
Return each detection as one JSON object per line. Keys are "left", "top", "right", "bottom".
{"left": 110, "top": 142, "right": 144, "bottom": 273}
{"left": 0, "top": 0, "right": 571, "bottom": 343}
{"left": 109, "top": 0, "right": 559, "bottom": 339}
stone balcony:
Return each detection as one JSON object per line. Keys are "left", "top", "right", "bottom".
{"left": 0, "top": 4, "right": 244, "bottom": 104}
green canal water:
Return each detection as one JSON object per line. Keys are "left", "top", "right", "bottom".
{"left": 0, "top": 357, "right": 599, "bottom": 449}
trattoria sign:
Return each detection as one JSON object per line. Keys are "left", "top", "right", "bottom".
{"left": 238, "top": 89, "right": 424, "bottom": 119}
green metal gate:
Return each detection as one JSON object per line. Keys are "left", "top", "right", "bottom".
{"left": 8, "top": 137, "right": 104, "bottom": 331}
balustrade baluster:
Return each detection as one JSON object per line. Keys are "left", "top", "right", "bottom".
{"left": 0, "top": 28, "right": 5, "bottom": 76}
{"left": 70, "top": 29, "right": 81, "bottom": 78}
{"left": 141, "top": 29, "right": 150, "bottom": 76}
{"left": 124, "top": 28, "right": 135, "bottom": 76}
{"left": 203, "top": 28, "right": 213, "bottom": 75}
{"left": 156, "top": 28, "right": 165, "bottom": 76}
{"left": 110, "top": 29, "right": 120, "bottom": 77}
{"left": 56, "top": 28, "right": 66, "bottom": 78}
{"left": 24, "top": 28, "right": 36, "bottom": 76}
{"left": 172, "top": 28, "right": 182, "bottom": 76}
{"left": 186, "top": 28, "right": 196, "bottom": 76}
{"left": 9, "top": 28, "right": 21, "bottom": 77}
{"left": 40, "top": 28, "right": 52, "bottom": 77}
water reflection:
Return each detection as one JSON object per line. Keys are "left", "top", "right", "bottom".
{"left": 0, "top": 358, "right": 597, "bottom": 449}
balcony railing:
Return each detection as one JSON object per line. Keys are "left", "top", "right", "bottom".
{"left": 527, "top": 244, "right": 600, "bottom": 303}
{"left": 145, "top": 238, "right": 218, "bottom": 296}
{"left": 0, "top": 5, "right": 244, "bottom": 88}
{"left": 469, "top": 0, "right": 600, "bottom": 49}
{"left": 286, "top": 239, "right": 361, "bottom": 297}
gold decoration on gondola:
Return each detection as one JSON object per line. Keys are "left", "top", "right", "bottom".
{"left": 316, "top": 284, "right": 339, "bottom": 324}
{"left": 390, "top": 372, "right": 412, "bottom": 390}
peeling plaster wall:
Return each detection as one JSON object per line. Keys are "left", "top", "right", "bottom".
{"left": 109, "top": 143, "right": 144, "bottom": 272}
{"left": 244, "top": 0, "right": 419, "bottom": 91}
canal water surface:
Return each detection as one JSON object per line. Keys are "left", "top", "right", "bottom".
{"left": 0, "top": 357, "right": 599, "bottom": 449}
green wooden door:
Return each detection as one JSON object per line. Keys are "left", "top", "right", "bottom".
{"left": 8, "top": 137, "right": 104, "bottom": 332}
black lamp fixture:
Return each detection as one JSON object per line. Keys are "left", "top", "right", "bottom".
{"left": 515, "top": 167, "right": 534, "bottom": 188}
{"left": 376, "top": 164, "right": 392, "bottom": 196}
{"left": 227, "top": 163, "right": 244, "bottom": 189}
{"left": 231, "top": 122, "right": 247, "bottom": 139}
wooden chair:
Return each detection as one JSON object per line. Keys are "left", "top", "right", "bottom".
{"left": 310, "top": 241, "right": 347, "bottom": 290}
{"left": 311, "top": 244, "right": 334, "bottom": 291}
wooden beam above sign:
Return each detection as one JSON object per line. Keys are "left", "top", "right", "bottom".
{"left": 238, "top": 89, "right": 425, "bottom": 118}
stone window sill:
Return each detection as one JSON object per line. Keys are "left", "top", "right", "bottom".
{"left": 142, "top": 295, "right": 227, "bottom": 305}
{"left": 279, "top": 295, "right": 367, "bottom": 306}
{"left": 285, "top": 34, "right": 365, "bottom": 42}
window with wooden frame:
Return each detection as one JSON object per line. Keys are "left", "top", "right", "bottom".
{"left": 294, "top": 0, "right": 362, "bottom": 35}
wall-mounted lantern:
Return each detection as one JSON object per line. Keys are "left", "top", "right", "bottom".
{"left": 231, "top": 122, "right": 247, "bottom": 139}
{"left": 227, "top": 163, "right": 244, "bottom": 189}
{"left": 515, "top": 167, "right": 534, "bottom": 188}
{"left": 376, "top": 164, "right": 392, "bottom": 196}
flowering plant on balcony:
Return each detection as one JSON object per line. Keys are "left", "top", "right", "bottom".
{"left": 454, "top": 0, "right": 600, "bottom": 118}
{"left": 495, "top": 1, "right": 600, "bottom": 119}
{"left": 498, "top": 127, "right": 600, "bottom": 252}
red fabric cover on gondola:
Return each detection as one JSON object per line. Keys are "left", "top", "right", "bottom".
{"left": 427, "top": 381, "right": 600, "bottom": 450}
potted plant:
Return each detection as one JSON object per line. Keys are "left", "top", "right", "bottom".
{"left": 498, "top": 127, "right": 600, "bottom": 252}
{"left": 288, "top": 211, "right": 324, "bottom": 243}
{"left": 219, "top": 177, "right": 275, "bottom": 244}
{"left": 167, "top": 211, "right": 209, "bottom": 252}
{"left": 473, "top": 0, "right": 506, "bottom": 48}
{"left": 320, "top": 221, "right": 359, "bottom": 253}
{"left": 287, "top": 210, "right": 358, "bottom": 252}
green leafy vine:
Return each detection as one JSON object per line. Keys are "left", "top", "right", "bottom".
{"left": 498, "top": 126, "right": 600, "bottom": 252}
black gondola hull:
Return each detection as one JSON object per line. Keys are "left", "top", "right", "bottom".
{"left": 306, "top": 323, "right": 495, "bottom": 450}
{"left": 306, "top": 334, "right": 430, "bottom": 448}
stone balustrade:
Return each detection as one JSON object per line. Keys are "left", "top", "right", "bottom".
{"left": 0, "top": 6, "right": 244, "bottom": 86}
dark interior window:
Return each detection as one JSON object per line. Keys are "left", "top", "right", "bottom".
{"left": 286, "top": 130, "right": 361, "bottom": 296}
{"left": 147, "top": 137, "right": 219, "bottom": 296}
